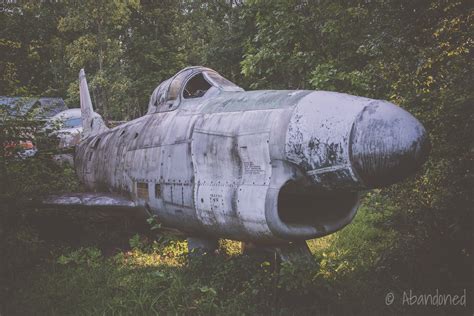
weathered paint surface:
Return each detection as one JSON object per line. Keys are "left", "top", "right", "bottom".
{"left": 285, "top": 92, "right": 369, "bottom": 190}
{"left": 350, "top": 101, "right": 430, "bottom": 187}
{"left": 44, "top": 192, "right": 138, "bottom": 208}
{"left": 55, "top": 66, "right": 429, "bottom": 244}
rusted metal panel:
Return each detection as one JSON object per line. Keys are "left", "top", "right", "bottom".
{"left": 136, "top": 183, "right": 149, "bottom": 200}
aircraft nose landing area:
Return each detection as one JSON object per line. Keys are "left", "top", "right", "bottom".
{"left": 350, "top": 101, "right": 430, "bottom": 188}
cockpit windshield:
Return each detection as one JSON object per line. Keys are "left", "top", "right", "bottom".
{"left": 203, "top": 71, "right": 242, "bottom": 91}
{"left": 147, "top": 67, "right": 243, "bottom": 114}
{"left": 183, "top": 73, "right": 212, "bottom": 99}
{"left": 150, "top": 78, "right": 171, "bottom": 109}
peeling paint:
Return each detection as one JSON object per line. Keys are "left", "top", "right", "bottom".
{"left": 48, "top": 67, "right": 430, "bottom": 244}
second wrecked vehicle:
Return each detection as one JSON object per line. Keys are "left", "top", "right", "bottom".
{"left": 45, "top": 108, "right": 82, "bottom": 164}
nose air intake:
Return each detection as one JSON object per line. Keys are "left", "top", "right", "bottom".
{"left": 349, "top": 101, "right": 430, "bottom": 188}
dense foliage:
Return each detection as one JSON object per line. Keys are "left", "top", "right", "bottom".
{"left": 0, "top": 0, "right": 472, "bottom": 314}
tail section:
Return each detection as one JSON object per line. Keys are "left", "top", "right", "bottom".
{"left": 79, "top": 69, "right": 108, "bottom": 138}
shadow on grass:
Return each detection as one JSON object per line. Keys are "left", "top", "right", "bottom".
{"left": 2, "top": 197, "right": 471, "bottom": 315}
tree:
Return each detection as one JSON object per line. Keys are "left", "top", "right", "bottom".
{"left": 0, "top": 1, "right": 68, "bottom": 96}
{"left": 58, "top": 0, "right": 139, "bottom": 119}
{"left": 122, "top": 0, "right": 186, "bottom": 118}
{"left": 179, "top": 0, "right": 251, "bottom": 86}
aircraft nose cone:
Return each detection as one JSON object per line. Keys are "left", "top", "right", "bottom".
{"left": 350, "top": 101, "right": 430, "bottom": 188}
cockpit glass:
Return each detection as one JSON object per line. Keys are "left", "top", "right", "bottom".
{"left": 64, "top": 117, "right": 82, "bottom": 128}
{"left": 167, "top": 71, "right": 189, "bottom": 102}
{"left": 204, "top": 71, "right": 240, "bottom": 90}
{"left": 151, "top": 78, "right": 171, "bottom": 108}
{"left": 183, "top": 73, "right": 212, "bottom": 99}
{"left": 148, "top": 67, "right": 243, "bottom": 114}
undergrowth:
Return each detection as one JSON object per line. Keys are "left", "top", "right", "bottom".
{"left": 4, "top": 194, "right": 467, "bottom": 315}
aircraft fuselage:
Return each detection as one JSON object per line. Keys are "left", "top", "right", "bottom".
{"left": 75, "top": 78, "right": 429, "bottom": 244}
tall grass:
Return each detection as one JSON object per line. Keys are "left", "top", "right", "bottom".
{"left": 4, "top": 194, "right": 431, "bottom": 315}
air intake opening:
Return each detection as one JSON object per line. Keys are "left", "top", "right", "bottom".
{"left": 277, "top": 181, "right": 359, "bottom": 228}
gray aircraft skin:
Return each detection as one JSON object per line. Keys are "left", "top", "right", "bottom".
{"left": 45, "top": 66, "right": 429, "bottom": 247}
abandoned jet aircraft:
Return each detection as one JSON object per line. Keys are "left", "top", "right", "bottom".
{"left": 44, "top": 66, "right": 430, "bottom": 253}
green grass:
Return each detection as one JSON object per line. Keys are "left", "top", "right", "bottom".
{"left": 2, "top": 195, "right": 466, "bottom": 315}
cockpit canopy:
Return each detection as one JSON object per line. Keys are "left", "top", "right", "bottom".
{"left": 147, "top": 66, "right": 243, "bottom": 114}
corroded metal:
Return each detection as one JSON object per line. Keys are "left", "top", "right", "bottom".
{"left": 49, "top": 66, "right": 430, "bottom": 245}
